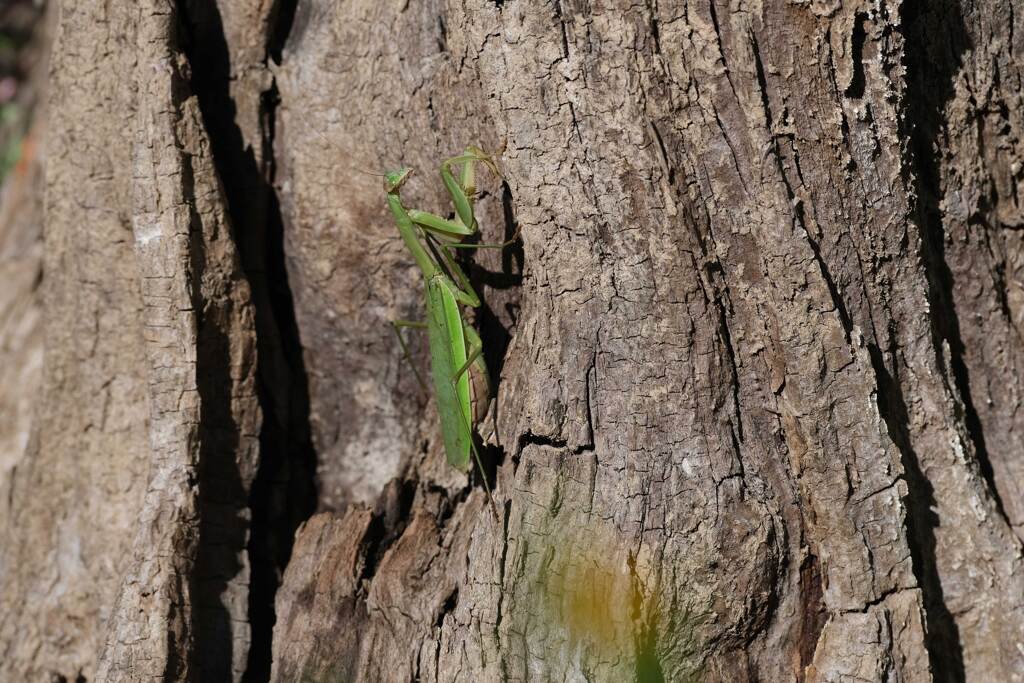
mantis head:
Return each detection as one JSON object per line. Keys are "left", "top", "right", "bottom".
{"left": 383, "top": 167, "right": 414, "bottom": 193}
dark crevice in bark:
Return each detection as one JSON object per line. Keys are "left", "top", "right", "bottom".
{"left": 648, "top": 120, "right": 675, "bottom": 185}
{"left": 516, "top": 429, "right": 594, "bottom": 457}
{"left": 493, "top": 498, "right": 513, "bottom": 633}
{"left": 581, "top": 352, "right": 597, "bottom": 451}
{"left": 552, "top": 0, "right": 570, "bottom": 60}
{"left": 361, "top": 475, "right": 493, "bottom": 599}
{"left": 180, "top": 31, "right": 237, "bottom": 679}
{"left": 823, "top": 29, "right": 855, "bottom": 159}
{"left": 475, "top": 442, "right": 507, "bottom": 502}
{"left": 717, "top": 307, "right": 744, "bottom": 441}
{"left": 421, "top": 479, "right": 471, "bottom": 530}
{"left": 436, "top": 15, "right": 448, "bottom": 53}
{"left": 645, "top": 0, "right": 662, "bottom": 56}
{"left": 767, "top": 106, "right": 855, "bottom": 346}
{"left": 474, "top": 181, "right": 523, "bottom": 386}
{"left": 944, "top": 297, "right": 1012, "bottom": 526}
{"left": 176, "top": 2, "right": 317, "bottom": 681}
{"left": 904, "top": 1, "right": 1005, "bottom": 677}
{"left": 177, "top": 69, "right": 250, "bottom": 680}
{"left": 707, "top": 0, "right": 726, "bottom": 67}
{"left": 844, "top": 14, "right": 868, "bottom": 99}
{"left": 244, "top": 80, "right": 319, "bottom": 682}
{"left": 359, "top": 478, "right": 418, "bottom": 588}
{"left": 165, "top": 617, "right": 188, "bottom": 683}
{"left": 904, "top": 0, "right": 1011, "bottom": 531}
{"left": 768, "top": 148, "right": 850, "bottom": 352}
{"left": 804, "top": 226, "right": 854, "bottom": 343}
{"left": 867, "top": 338, "right": 963, "bottom": 681}
{"left": 267, "top": 0, "right": 298, "bottom": 63}
{"left": 983, "top": 226, "right": 1014, "bottom": 317}
{"left": 434, "top": 587, "right": 459, "bottom": 628}
{"left": 749, "top": 30, "right": 774, "bottom": 128}
{"left": 845, "top": 585, "right": 909, "bottom": 613}
{"left": 797, "top": 554, "right": 827, "bottom": 677}
{"left": 464, "top": 178, "right": 524, "bottom": 495}
{"left": 53, "top": 674, "right": 87, "bottom": 683}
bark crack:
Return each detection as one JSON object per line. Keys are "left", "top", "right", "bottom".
{"left": 844, "top": 13, "right": 868, "bottom": 100}
{"left": 901, "top": 1, "right": 1011, "bottom": 677}
{"left": 765, "top": 100, "right": 854, "bottom": 344}
{"left": 797, "top": 553, "right": 827, "bottom": 677}
{"left": 176, "top": 0, "right": 316, "bottom": 680}
{"left": 360, "top": 479, "right": 417, "bottom": 590}
{"left": 552, "top": 0, "right": 570, "bottom": 61}
{"left": 748, "top": 30, "right": 774, "bottom": 129}
{"left": 867, "top": 333, "right": 964, "bottom": 681}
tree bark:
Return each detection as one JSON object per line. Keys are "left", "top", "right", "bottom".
{"left": 1, "top": 0, "right": 1023, "bottom": 681}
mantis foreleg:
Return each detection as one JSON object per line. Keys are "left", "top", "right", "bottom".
{"left": 440, "top": 147, "right": 501, "bottom": 229}
{"left": 409, "top": 147, "right": 502, "bottom": 239}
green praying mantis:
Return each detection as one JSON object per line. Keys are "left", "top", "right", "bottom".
{"left": 385, "top": 145, "right": 515, "bottom": 512}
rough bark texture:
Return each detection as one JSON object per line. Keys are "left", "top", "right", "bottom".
{"left": 1, "top": 0, "right": 1023, "bottom": 681}
{"left": 0, "top": 128, "right": 43, "bottom": 530}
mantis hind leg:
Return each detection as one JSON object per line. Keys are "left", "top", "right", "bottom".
{"left": 451, "top": 325, "right": 489, "bottom": 397}
{"left": 391, "top": 319, "right": 429, "bottom": 393}
{"left": 456, "top": 402, "right": 499, "bottom": 521}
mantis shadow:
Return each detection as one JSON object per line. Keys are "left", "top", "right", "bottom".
{"left": 462, "top": 181, "right": 524, "bottom": 484}
{"left": 465, "top": 181, "right": 524, "bottom": 396}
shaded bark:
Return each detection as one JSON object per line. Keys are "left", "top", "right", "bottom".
{"left": 0, "top": 0, "right": 1023, "bottom": 681}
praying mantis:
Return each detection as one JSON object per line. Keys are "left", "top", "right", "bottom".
{"left": 385, "top": 145, "right": 515, "bottom": 511}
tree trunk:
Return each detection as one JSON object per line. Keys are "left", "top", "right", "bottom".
{"left": 2, "top": 0, "right": 1023, "bottom": 681}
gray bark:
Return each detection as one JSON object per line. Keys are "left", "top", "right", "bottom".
{"left": 1, "top": 0, "right": 1023, "bottom": 681}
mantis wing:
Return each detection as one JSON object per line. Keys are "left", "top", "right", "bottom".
{"left": 426, "top": 274, "right": 473, "bottom": 470}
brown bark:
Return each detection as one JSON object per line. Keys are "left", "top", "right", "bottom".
{"left": 1, "top": 0, "right": 1023, "bottom": 681}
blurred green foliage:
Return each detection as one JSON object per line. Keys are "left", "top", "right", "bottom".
{"left": 0, "top": 0, "right": 45, "bottom": 184}
{"left": 0, "top": 104, "right": 22, "bottom": 181}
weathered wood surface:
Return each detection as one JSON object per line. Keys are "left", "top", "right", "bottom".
{"left": 0, "top": 128, "right": 43, "bottom": 529}
{"left": 0, "top": 0, "right": 1022, "bottom": 681}
{"left": 270, "top": 0, "right": 1024, "bottom": 680}
{"left": 1, "top": 1, "right": 266, "bottom": 680}
{"left": 0, "top": 0, "right": 47, "bottom": 544}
